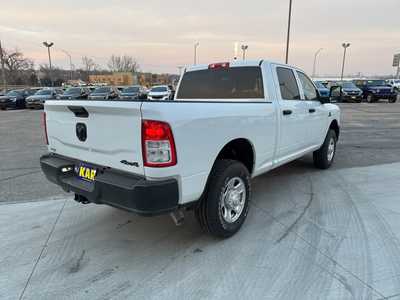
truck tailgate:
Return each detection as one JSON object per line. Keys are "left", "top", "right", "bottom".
{"left": 45, "top": 100, "right": 144, "bottom": 176}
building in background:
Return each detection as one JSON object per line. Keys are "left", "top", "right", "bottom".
{"left": 89, "top": 72, "right": 136, "bottom": 86}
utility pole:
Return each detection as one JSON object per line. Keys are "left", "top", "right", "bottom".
{"left": 312, "top": 48, "right": 323, "bottom": 78}
{"left": 0, "top": 39, "right": 7, "bottom": 90}
{"left": 241, "top": 45, "right": 249, "bottom": 60}
{"left": 340, "top": 43, "right": 351, "bottom": 81}
{"left": 43, "top": 41, "right": 54, "bottom": 86}
{"left": 194, "top": 42, "right": 200, "bottom": 65}
{"left": 285, "top": 0, "right": 293, "bottom": 64}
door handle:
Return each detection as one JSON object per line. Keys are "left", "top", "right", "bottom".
{"left": 282, "top": 109, "right": 293, "bottom": 116}
{"left": 309, "top": 109, "right": 316, "bottom": 113}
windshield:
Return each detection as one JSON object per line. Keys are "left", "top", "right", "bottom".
{"left": 367, "top": 80, "right": 386, "bottom": 86}
{"left": 315, "top": 82, "right": 326, "bottom": 89}
{"left": 93, "top": 87, "right": 111, "bottom": 93}
{"left": 123, "top": 86, "right": 140, "bottom": 93}
{"left": 151, "top": 87, "right": 168, "bottom": 93}
{"left": 7, "top": 90, "right": 22, "bottom": 96}
{"left": 340, "top": 82, "right": 358, "bottom": 89}
{"left": 64, "top": 88, "right": 81, "bottom": 95}
{"left": 177, "top": 66, "right": 264, "bottom": 99}
{"left": 35, "top": 90, "right": 52, "bottom": 95}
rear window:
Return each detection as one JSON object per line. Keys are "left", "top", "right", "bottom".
{"left": 177, "top": 67, "right": 264, "bottom": 100}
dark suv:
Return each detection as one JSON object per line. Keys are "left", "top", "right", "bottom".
{"left": 58, "top": 87, "right": 90, "bottom": 100}
{"left": 354, "top": 80, "right": 397, "bottom": 103}
{"left": 88, "top": 86, "right": 120, "bottom": 100}
{"left": 327, "top": 81, "right": 363, "bottom": 103}
{"left": 0, "top": 89, "right": 36, "bottom": 109}
{"left": 119, "top": 85, "right": 148, "bottom": 100}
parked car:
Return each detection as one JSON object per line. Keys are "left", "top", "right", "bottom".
{"left": 58, "top": 87, "right": 90, "bottom": 100}
{"left": 40, "top": 59, "right": 340, "bottom": 238}
{"left": 88, "top": 86, "right": 120, "bottom": 100}
{"left": 147, "top": 85, "right": 173, "bottom": 100}
{"left": 0, "top": 89, "right": 36, "bottom": 109}
{"left": 26, "top": 88, "right": 63, "bottom": 109}
{"left": 314, "top": 81, "right": 330, "bottom": 98}
{"left": 327, "top": 81, "right": 363, "bottom": 103}
{"left": 354, "top": 79, "right": 397, "bottom": 103}
{"left": 387, "top": 79, "right": 400, "bottom": 91}
{"left": 119, "top": 85, "right": 148, "bottom": 100}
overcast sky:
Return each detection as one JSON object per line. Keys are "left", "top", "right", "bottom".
{"left": 0, "top": 0, "right": 399, "bottom": 75}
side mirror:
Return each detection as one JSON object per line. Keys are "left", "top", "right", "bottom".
{"left": 318, "top": 89, "right": 331, "bottom": 104}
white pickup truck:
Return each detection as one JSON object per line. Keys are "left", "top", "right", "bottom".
{"left": 40, "top": 60, "right": 340, "bottom": 238}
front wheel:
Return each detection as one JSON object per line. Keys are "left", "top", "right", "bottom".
{"left": 389, "top": 97, "right": 397, "bottom": 103}
{"left": 313, "top": 130, "right": 337, "bottom": 169}
{"left": 366, "top": 94, "right": 374, "bottom": 103}
{"left": 195, "top": 160, "right": 251, "bottom": 238}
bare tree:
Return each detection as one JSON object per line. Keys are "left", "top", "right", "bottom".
{"left": 107, "top": 55, "right": 139, "bottom": 73}
{"left": 81, "top": 56, "right": 99, "bottom": 81}
{"left": 2, "top": 48, "right": 34, "bottom": 85}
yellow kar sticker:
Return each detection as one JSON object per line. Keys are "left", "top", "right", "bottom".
{"left": 78, "top": 165, "right": 97, "bottom": 181}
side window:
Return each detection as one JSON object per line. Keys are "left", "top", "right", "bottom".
{"left": 276, "top": 67, "right": 300, "bottom": 100}
{"left": 297, "top": 72, "right": 318, "bottom": 100}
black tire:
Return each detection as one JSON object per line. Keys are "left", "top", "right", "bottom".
{"left": 366, "top": 94, "right": 374, "bottom": 103}
{"left": 389, "top": 97, "right": 397, "bottom": 103}
{"left": 313, "top": 130, "right": 337, "bottom": 169}
{"left": 195, "top": 159, "right": 251, "bottom": 238}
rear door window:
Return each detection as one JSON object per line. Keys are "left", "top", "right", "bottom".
{"left": 276, "top": 67, "right": 300, "bottom": 100}
{"left": 176, "top": 66, "right": 264, "bottom": 100}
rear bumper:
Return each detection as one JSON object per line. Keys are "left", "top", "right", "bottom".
{"left": 40, "top": 154, "right": 179, "bottom": 216}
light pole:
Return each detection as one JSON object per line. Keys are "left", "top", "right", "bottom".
{"left": 43, "top": 41, "right": 54, "bottom": 86}
{"left": 194, "top": 42, "right": 200, "bottom": 65}
{"left": 285, "top": 0, "right": 293, "bottom": 64}
{"left": 340, "top": 43, "right": 351, "bottom": 81}
{"left": 241, "top": 45, "right": 249, "bottom": 60}
{"left": 312, "top": 48, "right": 323, "bottom": 78}
{"left": 60, "top": 49, "right": 73, "bottom": 81}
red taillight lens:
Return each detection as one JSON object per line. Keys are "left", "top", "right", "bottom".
{"left": 142, "top": 120, "right": 177, "bottom": 167}
{"left": 42, "top": 112, "right": 49, "bottom": 145}
{"left": 208, "top": 62, "right": 230, "bottom": 69}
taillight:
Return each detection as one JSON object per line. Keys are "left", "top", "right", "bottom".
{"left": 142, "top": 120, "right": 177, "bottom": 167}
{"left": 208, "top": 62, "right": 230, "bottom": 69}
{"left": 42, "top": 112, "right": 49, "bottom": 145}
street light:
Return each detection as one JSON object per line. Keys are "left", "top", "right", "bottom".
{"left": 285, "top": 0, "right": 293, "bottom": 64}
{"left": 241, "top": 45, "right": 249, "bottom": 60}
{"left": 60, "top": 49, "right": 73, "bottom": 81}
{"left": 43, "top": 41, "right": 54, "bottom": 86}
{"left": 312, "top": 48, "right": 323, "bottom": 78}
{"left": 194, "top": 42, "right": 200, "bottom": 65}
{"left": 340, "top": 43, "right": 351, "bottom": 81}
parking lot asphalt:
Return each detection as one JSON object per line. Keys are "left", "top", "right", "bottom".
{"left": 1, "top": 102, "right": 400, "bottom": 299}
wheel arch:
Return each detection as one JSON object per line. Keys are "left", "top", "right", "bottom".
{"left": 213, "top": 138, "right": 256, "bottom": 175}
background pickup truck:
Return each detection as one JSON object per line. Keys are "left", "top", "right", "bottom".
{"left": 40, "top": 60, "right": 340, "bottom": 238}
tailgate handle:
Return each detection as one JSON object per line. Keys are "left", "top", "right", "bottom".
{"left": 68, "top": 106, "right": 88, "bottom": 118}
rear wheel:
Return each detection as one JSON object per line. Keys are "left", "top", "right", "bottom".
{"left": 313, "top": 130, "right": 337, "bottom": 169}
{"left": 195, "top": 160, "right": 250, "bottom": 238}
